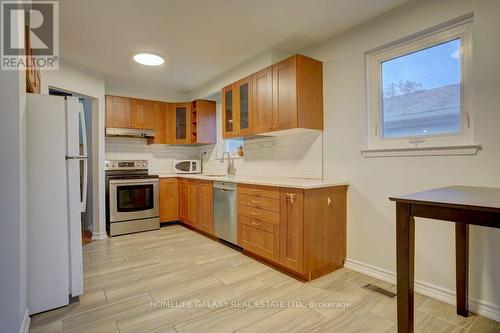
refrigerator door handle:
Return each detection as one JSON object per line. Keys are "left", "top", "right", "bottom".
{"left": 79, "top": 107, "right": 88, "bottom": 213}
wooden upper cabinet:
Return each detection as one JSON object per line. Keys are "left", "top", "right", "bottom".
{"left": 272, "top": 55, "right": 323, "bottom": 132}
{"left": 234, "top": 76, "right": 253, "bottom": 137}
{"left": 130, "top": 98, "right": 155, "bottom": 130}
{"left": 173, "top": 103, "right": 191, "bottom": 144}
{"left": 192, "top": 100, "right": 216, "bottom": 144}
{"left": 159, "top": 178, "right": 179, "bottom": 222}
{"left": 279, "top": 188, "right": 305, "bottom": 273}
{"left": 197, "top": 180, "right": 214, "bottom": 234}
{"left": 105, "top": 95, "right": 131, "bottom": 128}
{"left": 222, "top": 54, "right": 323, "bottom": 137}
{"left": 272, "top": 57, "right": 297, "bottom": 131}
{"left": 148, "top": 102, "right": 173, "bottom": 145}
{"left": 253, "top": 66, "right": 273, "bottom": 134}
{"left": 222, "top": 76, "right": 253, "bottom": 138}
{"left": 222, "top": 84, "right": 235, "bottom": 139}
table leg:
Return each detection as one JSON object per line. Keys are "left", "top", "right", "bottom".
{"left": 396, "top": 202, "right": 415, "bottom": 333}
{"left": 455, "top": 223, "right": 469, "bottom": 317}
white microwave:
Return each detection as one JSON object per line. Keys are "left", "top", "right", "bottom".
{"left": 173, "top": 160, "right": 201, "bottom": 174}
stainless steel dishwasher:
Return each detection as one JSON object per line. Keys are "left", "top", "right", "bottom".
{"left": 213, "top": 181, "right": 237, "bottom": 244}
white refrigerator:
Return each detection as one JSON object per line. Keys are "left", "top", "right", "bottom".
{"left": 26, "top": 94, "right": 87, "bottom": 314}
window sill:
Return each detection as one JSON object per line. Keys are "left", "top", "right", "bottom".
{"left": 361, "top": 144, "right": 481, "bottom": 157}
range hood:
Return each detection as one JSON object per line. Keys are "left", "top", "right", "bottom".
{"left": 105, "top": 127, "right": 155, "bottom": 138}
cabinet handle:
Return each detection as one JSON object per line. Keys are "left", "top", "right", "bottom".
{"left": 327, "top": 197, "right": 333, "bottom": 206}
{"left": 251, "top": 221, "right": 261, "bottom": 226}
{"left": 285, "top": 193, "right": 296, "bottom": 204}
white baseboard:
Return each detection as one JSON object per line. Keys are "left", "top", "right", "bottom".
{"left": 344, "top": 258, "right": 500, "bottom": 322}
{"left": 91, "top": 231, "right": 108, "bottom": 240}
{"left": 20, "top": 309, "right": 30, "bottom": 333}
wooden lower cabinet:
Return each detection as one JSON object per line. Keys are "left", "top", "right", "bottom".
{"left": 179, "top": 179, "right": 188, "bottom": 222}
{"left": 237, "top": 184, "right": 348, "bottom": 281}
{"left": 239, "top": 216, "right": 279, "bottom": 261}
{"left": 161, "top": 178, "right": 347, "bottom": 281}
{"left": 186, "top": 179, "right": 198, "bottom": 226}
{"left": 279, "top": 188, "right": 304, "bottom": 273}
{"left": 159, "top": 178, "right": 179, "bottom": 222}
{"left": 196, "top": 180, "right": 214, "bottom": 234}
{"left": 176, "top": 179, "right": 213, "bottom": 235}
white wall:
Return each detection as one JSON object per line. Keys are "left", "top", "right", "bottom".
{"left": 189, "top": 50, "right": 290, "bottom": 100}
{"left": 0, "top": 2, "right": 28, "bottom": 331}
{"left": 41, "top": 60, "right": 108, "bottom": 239}
{"left": 301, "top": 0, "right": 500, "bottom": 319}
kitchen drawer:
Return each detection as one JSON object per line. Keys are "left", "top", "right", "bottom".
{"left": 238, "top": 184, "right": 279, "bottom": 199}
{"left": 238, "top": 193, "right": 280, "bottom": 212}
{"left": 238, "top": 216, "right": 279, "bottom": 262}
{"left": 238, "top": 204, "right": 280, "bottom": 225}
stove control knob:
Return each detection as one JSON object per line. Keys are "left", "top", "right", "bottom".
{"left": 105, "top": 161, "right": 110, "bottom": 168}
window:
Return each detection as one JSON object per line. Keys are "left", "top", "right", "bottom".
{"left": 365, "top": 19, "right": 475, "bottom": 154}
{"left": 224, "top": 138, "right": 244, "bottom": 157}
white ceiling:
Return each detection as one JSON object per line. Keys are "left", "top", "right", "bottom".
{"left": 60, "top": 0, "right": 409, "bottom": 97}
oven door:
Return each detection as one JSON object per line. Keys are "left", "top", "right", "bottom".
{"left": 109, "top": 179, "right": 159, "bottom": 223}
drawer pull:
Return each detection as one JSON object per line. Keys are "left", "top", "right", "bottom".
{"left": 251, "top": 221, "right": 261, "bottom": 226}
{"left": 250, "top": 189, "right": 261, "bottom": 196}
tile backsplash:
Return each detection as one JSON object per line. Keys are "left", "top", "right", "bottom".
{"left": 200, "top": 130, "right": 323, "bottom": 179}
{"left": 105, "top": 137, "right": 200, "bottom": 175}
{"left": 105, "top": 130, "right": 323, "bottom": 178}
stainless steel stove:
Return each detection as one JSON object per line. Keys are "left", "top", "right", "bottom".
{"left": 105, "top": 160, "right": 159, "bottom": 236}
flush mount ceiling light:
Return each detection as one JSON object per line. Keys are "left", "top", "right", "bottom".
{"left": 133, "top": 53, "right": 165, "bottom": 66}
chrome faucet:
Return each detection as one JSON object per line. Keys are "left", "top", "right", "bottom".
{"left": 221, "top": 151, "right": 235, "bottom": 176}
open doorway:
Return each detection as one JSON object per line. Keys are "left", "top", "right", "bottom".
{"left": 49, "top": 88, "right": 94, "bottom": 244}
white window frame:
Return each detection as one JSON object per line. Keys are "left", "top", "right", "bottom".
{"left": 364, "top": 18, "right": 479, "bottom": 156}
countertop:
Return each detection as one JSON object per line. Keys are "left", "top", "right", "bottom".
{"left": 154, "top": 173, "right": 349, "bottom": 189}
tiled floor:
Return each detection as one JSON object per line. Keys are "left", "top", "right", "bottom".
{"left": 30, "top": 224, "right": 499, "bottom": 332}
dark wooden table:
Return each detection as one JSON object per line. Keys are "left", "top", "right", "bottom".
{"left": 389, "top": 186, "right": 500, "bottom": 333}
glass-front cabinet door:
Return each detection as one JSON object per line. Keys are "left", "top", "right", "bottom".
{"left": 235, "top": 75, "right": 253, "bottom": 137}
{"left": 174, "top": 103, "right": 191, "bottom": 144}
{"left": 222, "top": 84, "right": 235, "bottom": 138}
